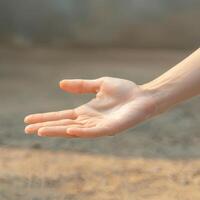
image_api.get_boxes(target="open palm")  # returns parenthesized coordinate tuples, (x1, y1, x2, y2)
(25, 77, 156, 138)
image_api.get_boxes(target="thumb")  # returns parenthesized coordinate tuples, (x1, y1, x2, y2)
(59, 78, 102, 94)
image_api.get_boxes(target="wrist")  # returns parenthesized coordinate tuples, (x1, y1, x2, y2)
(140, 81, 176, 115)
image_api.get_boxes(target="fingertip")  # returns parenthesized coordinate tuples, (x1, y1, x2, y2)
(59, 80, 67, 88)
(24, 116, 30, 123)
(37, 133, 43, 137)
(37, 127, 45, 137)
(25, 125, 36, 134)
(24, 126, 31, 134)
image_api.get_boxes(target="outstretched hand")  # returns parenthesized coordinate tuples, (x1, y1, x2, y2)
(24, 77, 156, 138)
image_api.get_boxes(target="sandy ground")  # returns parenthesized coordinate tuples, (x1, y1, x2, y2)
(0, 47, 200, 200)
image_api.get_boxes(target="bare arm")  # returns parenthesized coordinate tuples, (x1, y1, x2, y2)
(24, 48, 200, 138)
(142, 48, 200, 114)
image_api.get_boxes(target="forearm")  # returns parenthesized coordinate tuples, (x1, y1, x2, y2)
(142, 48, 200, 114)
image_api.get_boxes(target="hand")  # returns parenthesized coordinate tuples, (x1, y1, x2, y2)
(24, 77, 156, 138)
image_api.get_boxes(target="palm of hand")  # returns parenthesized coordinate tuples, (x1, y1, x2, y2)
(25, 77, 155, 138)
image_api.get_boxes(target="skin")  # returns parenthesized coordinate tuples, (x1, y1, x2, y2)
(24, 48, 200, 138)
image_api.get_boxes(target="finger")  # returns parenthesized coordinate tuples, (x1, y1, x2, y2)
(38, 125, 83, 137)
(24, 109, 77, 124)
(59, 79, 102, 94)
(25, 119, 82, 134)
(67, 126, 112, 138)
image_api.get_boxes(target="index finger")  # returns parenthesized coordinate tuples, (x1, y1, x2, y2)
(24, 109, 77, 124)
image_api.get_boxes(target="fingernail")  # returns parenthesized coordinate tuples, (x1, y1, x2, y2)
(24, 127, 29, 134)
(24, 117, 29, 123)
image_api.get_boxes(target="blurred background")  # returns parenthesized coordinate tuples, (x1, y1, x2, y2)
(0, 1, 200, 200)
(0, 0, 200, 49)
